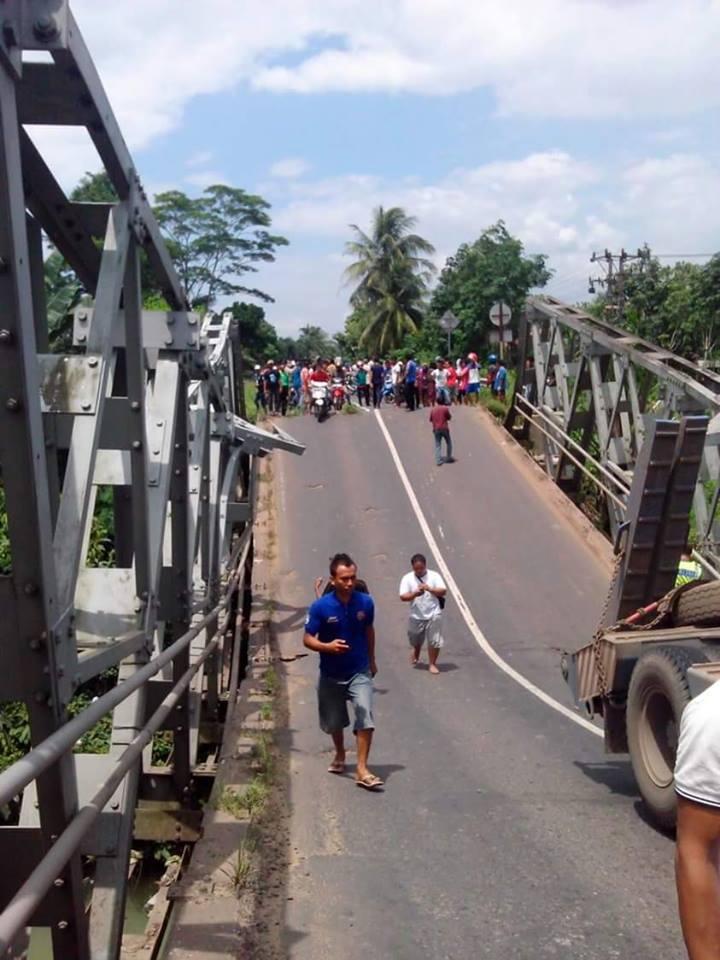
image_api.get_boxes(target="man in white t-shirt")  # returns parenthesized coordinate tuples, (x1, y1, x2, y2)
(674, 680, 720, 959)
(399, 553, 447, 674)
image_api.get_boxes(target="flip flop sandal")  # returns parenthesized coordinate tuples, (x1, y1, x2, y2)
(327, 761, 345, 775)
(356, 774, 384, 791)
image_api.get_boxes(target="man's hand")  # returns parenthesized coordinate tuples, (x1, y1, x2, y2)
(370, 658, 378, 677)
(325, 639, 350, 654)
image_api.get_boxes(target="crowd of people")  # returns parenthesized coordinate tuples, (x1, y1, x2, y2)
(253, 353, 510, 415)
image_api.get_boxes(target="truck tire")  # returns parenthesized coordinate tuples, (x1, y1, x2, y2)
(627, 646, 707, 830)
(674, 579, 720, 627)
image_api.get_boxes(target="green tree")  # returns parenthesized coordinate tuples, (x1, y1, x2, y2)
(600, 254, 719, 361)
(229, 302, 280, 366)
(153, 185, 288, 309)
(72, 170, 118, 205)
(294, 324, 336, 360)
(344, 206, 435, 354)
(430, 220, 552, 355)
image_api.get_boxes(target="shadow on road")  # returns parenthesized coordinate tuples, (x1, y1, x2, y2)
(572, 759, 638, 798)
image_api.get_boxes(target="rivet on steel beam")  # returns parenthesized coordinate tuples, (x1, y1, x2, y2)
(131, 400, 140, 411)
(77, 333, 86, 343)
(132, 440, 142, 450)
(175, 468, 181, 476)
(81, 401, 91, 411)
(156, 420, 163, 427)
(111, 801, 120, 811)
(23, 581, 37, 596)
(34, 691, 46, 703)
(28, 638, 41, 651)
(164, 337, 173, 347)
(33, 15, 59, 40)
(56, 920, 69, 931)
(0, 329, 12, 344)
(53, 878, 65, 888)
(5, 397, 20, 411)
(153, 449, 160, 455)
(87, 356, 98, 368)
(77, 311, 87, 321)
(202, 475, 208, 481)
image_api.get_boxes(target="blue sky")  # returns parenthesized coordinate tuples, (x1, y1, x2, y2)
(36, 0, 720, 336)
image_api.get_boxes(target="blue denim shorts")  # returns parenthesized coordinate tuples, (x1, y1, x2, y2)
(317, 671, 375, 734)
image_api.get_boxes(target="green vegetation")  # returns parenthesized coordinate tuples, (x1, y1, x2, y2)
(262, 666, 278, 698)
(219, 776, 270, 819)
(430, 221, 551, 357)
(590, 251, 720, 362)
(153, 185, 288, 309)
(343, 206, 436, 354)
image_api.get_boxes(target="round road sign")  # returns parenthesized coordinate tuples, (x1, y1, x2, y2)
(439, 310, 460, 332)
(489, 301, 512, 327)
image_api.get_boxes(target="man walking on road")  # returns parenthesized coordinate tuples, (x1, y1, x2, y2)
(405, 354, 418, 411)
(399, 553, 447, 674)
(430, 396, 453, 465)
(303, 553, 383, 791)
(674, 680, 720, 959)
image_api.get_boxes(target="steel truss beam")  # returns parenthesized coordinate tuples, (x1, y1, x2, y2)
(0, 4, 303, 958)
(508, 296, 720, 573)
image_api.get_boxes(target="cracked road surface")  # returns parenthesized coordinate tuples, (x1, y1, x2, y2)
(271, 405, 684, 960)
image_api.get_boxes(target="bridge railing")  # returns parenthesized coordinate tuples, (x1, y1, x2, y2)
(0, 4, 303, 958)
(507, 296, 720, 577)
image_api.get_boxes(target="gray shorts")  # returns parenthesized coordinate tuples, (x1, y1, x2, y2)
(318, 671, 375, 734)
(408, 616, 444, 649)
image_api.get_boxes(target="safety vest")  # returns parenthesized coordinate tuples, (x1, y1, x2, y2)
(675, 560, 703, 588)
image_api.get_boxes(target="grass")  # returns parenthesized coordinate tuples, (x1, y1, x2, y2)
(260, 702, 273, 722)
(219, 776, 270, 819)
(263, 665, 278, 697)
(341, 404, 359, 415)
(226, 834, 258, 889)
(253, 733, 275, 779)
(243, 379, 257, 423)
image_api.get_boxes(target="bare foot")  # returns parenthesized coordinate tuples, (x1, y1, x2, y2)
(410, 652, 420, 666)
(429, 664, 440, 675)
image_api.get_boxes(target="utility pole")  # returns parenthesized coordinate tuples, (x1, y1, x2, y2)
(588, 247, 651, 323)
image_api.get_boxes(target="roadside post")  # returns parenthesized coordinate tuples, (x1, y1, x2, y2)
(489, 301, 513, 359)
(439, 310, 460, 355)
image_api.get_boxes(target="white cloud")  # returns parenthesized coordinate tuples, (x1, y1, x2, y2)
(184, 170, 227, 189)
(34, 0, 720, 189)
(186, 150, 215, 169)
(256, 148, 720, 334)
(269, 157, 311, 179)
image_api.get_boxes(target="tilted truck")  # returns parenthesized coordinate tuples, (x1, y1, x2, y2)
(563, 415, 720, 829)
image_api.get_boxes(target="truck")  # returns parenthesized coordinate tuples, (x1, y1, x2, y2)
(563, 414, 720, 829)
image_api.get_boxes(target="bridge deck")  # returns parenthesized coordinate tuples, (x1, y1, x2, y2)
(267, 405, 682, 959)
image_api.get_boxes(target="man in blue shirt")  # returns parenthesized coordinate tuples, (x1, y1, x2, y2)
(304, 553, 382, 790)
(405, 354, 418, 411)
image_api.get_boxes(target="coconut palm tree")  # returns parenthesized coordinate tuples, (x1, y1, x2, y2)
(344, 207, 435, 353)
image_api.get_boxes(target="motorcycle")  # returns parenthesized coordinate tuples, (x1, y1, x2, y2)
(311, 382, 330, 421)
(331, 379, 346, 412)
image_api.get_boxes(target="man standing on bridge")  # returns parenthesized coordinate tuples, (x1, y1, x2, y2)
(303, 553, 383, 791)
(399, 553, 447, 674)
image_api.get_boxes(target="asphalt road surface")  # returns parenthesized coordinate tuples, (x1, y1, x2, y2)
(271, 403, 685, 960)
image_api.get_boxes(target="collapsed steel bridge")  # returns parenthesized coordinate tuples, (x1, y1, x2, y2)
(0, 3, 302, 957)
(508, 296, 720, 574)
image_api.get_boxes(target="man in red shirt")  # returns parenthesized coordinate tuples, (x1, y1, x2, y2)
(309, 361, 329, 384)
(429, 397, 454, 465)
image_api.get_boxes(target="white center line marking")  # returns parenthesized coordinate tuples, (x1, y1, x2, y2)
(373, 409, 601, 738)
(438, 524, 445, 539)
